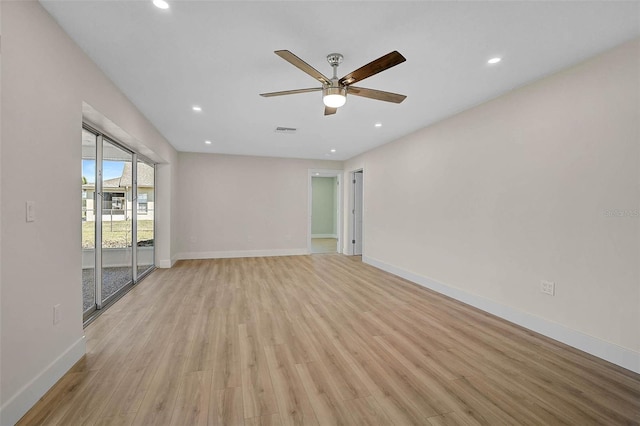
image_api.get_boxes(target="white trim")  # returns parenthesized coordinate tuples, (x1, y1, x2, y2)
(132, 153, 138, 281)
(157, 259, 174, 268)
(363, 255, 640, 374)
(0, 337, 86, 426)
(177, 248, 309, 260)
(311, 234, 338, 239)
(345, 168, 364, 255)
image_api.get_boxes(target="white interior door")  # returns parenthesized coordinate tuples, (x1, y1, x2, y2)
(353, 171, 363, 255)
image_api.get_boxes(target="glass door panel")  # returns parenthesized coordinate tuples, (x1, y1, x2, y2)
(102, 139, 133, 303)
(82, 129, 97, 316)
(82, 125, 156, 323)
(136, 160, 155, 277)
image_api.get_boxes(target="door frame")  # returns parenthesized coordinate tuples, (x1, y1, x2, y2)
(308, 169, 343, 254)
(346, 168, 364, 256)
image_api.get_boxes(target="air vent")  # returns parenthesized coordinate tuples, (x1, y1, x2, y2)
(275, 126, 297, 134)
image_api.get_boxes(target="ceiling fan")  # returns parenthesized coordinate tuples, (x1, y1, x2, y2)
(260, 50, 407, 116)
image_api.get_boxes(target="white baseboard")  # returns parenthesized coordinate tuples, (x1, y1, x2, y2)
(311, 234, 337, 239)
(156, 258, 175, 268)
(363, 255, 640, 374)
(177, 248, 309, 260)
(0, 337, 85, 426)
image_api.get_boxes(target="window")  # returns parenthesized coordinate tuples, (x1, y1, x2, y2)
(102, 192, 125, 214)
(138, 193, 148, 213)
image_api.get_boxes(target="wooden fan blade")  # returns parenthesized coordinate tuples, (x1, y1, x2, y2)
(348, 86, 406, 103)
(260, 87, 322, 97)
(275, 50, 332, 86)
(324, 106, 337, 116)
(339, 51, 406, 86)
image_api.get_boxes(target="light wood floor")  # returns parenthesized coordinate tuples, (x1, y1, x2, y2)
(19, 255, 640, 425)
(310, 238, 337, 254)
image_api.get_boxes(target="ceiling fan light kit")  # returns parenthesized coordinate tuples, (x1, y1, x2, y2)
(260, 50, 406, 116)
(323, 87, 347, 108)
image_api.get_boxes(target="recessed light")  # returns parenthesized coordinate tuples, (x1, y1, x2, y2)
(330, 149, 336, 153)
(488, 57, 502, 64)
(153, 0, 169, 9)
(374, 123, 382, 127)
(204, 140, 212, 145)
(314, 173, 320, 176)
(192, 106, 202, 112)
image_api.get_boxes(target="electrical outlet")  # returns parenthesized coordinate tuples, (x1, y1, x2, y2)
(53, 304, 61, 324)
(541, 280, 555, 296)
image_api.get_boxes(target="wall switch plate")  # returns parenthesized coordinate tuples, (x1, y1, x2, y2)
(541, 280, 555, 296)
(53, 304, 61, 324)
(26, 201, 36, 222)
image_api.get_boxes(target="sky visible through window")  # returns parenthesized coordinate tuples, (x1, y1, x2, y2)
(82, 160, 125, 184)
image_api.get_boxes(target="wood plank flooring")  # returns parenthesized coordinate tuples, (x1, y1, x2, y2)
(18, 255, 640, 425)
(310, 239, 337, 254)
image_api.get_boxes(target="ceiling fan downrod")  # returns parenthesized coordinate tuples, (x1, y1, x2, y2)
(326, 53, 343, 80)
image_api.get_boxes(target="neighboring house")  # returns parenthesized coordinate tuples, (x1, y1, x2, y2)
(82, 161, 154, 222)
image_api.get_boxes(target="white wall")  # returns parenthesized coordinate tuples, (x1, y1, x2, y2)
(311, 177, 337, 236)
(176, 153, 341, 259)
(345, 39, 640, 372)
(0, 2, 178, 424)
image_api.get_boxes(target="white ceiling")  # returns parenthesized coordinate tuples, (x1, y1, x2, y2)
(41, 1, 639, 161)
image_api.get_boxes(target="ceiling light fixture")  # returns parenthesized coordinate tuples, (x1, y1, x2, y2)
(323, 87, 347, 108)
(192, 106, 202, 112)
(314, 173, 320, 176)
(153, 0, 169, 9)
(204, 140, 212, 145)
(330, 149, 336, 153)
(374, 123, 382, 127)
(488, 57, 502, 64)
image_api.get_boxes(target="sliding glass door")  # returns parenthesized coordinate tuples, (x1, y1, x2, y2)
(82, 129, 97, 314)
(102, 139, 134, 304)
(82, 125, 156, 321)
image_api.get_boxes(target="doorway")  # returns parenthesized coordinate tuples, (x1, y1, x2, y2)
(82, 125, 155, 323)
(308, 169, 342, 254)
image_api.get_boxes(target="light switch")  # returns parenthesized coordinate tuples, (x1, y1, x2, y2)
(53, 304, 61, 325)
(26, 201, 36, 222)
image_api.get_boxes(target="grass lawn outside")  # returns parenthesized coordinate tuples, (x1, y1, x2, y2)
(82, 220, 153, 249)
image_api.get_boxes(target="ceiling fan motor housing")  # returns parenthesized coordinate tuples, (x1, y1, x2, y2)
(323, 85, 347, 97)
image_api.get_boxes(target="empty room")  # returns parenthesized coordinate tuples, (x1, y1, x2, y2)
(1, 1, 639, 425)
